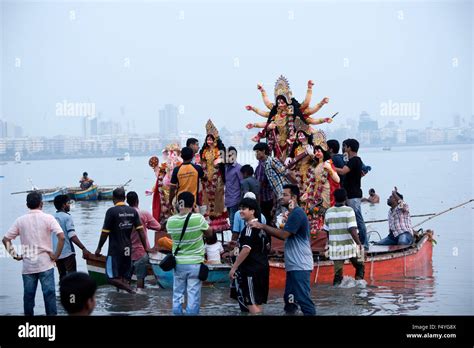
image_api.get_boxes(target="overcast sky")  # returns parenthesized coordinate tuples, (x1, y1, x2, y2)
(1, 0, 472, 137)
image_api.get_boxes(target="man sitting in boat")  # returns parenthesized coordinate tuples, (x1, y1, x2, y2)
(79, 172, 94, 190)
(375, 187, 414, 246)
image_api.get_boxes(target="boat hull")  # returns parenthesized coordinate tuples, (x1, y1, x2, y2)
(86, 233, 434, 289)
(40, 188, 67, 202)
(85, 254, 155, 286)
(69, 185, 99, 201)
(98, 189, 114, 200)
(150, 262, 231, 289)
(85, 252, 231, 289)
(269, 233, 434, 288)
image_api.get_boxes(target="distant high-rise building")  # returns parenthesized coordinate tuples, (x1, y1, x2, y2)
(159, 104, 178, 138)
(453, 114, 461, 128)
(358, 111, 378, 132)
(14, 125, 23, 138)
(0, 120, 6, 138)
(82, 117, 91, 138)
(90, 117, 98, 136)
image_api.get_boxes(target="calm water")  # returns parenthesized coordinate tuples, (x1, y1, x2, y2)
(0, 144, 473, 315)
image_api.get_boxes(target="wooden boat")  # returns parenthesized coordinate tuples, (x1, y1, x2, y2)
(85, 231, 434, 289)
(85, 252, 231, 289)
(148, 252, 231, 288)
(67, 185, 99, 201)
(268, 230, 434, 288)
(38, 187, 68, 202)
(98, 188, 114, 200)
(85, 254, 155, 286)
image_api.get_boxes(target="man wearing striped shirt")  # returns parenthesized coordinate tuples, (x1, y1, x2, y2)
(322, 188, 364, 286)
(375, 188, 414, 246)
(166, 191, 214, 315)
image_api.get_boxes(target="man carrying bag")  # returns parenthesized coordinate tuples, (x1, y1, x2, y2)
(165, 192, 214, 315)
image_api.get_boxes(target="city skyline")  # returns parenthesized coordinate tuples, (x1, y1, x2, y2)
(1, 111, 472, 161)
(1, 1, 472, 138)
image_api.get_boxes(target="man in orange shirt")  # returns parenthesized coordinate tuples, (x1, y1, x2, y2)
(169, 147, 204, 213)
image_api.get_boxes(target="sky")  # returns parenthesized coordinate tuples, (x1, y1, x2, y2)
(1, 0, 472, 137)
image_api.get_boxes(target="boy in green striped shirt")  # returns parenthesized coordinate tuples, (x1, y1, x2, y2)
(166, 191, 213, 315)
(322, 188, 365, 285)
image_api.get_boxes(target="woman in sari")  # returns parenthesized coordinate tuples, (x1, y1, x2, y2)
(302, 133, 340, 248)
(199, 120, 230, 232)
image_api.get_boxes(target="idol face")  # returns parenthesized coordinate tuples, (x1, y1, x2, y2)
(297, 131, 306, 143)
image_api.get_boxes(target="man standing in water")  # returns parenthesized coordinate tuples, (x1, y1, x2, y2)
(95, 188, 148, 293)
(334, 139, 368, 249)
(2, 192, 65, 315)
(249, 184, 316, 316)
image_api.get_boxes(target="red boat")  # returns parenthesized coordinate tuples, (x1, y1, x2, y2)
(268, 230, 434, 288)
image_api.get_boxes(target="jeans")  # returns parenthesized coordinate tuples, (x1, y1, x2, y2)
(346, 198, 368, 248)
(284, 270, 316, 316)
(22, 268, 57, 316)
(173, 264, 202, 315)
(227, 205, 240, 231)
(376, 231, 413, 246)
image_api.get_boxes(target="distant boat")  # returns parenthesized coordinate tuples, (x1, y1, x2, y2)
(382, 146, 392, 151)
(117, 153, 130, 161)
(67, 185, 99, 201)
(98, 187, 114, 200)
(38, 187, 68, 202)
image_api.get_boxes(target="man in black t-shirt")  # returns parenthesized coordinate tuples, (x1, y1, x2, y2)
(95, 188, 147, 293)
(229, 198, 270, 314)
(335, 139, 368, 249)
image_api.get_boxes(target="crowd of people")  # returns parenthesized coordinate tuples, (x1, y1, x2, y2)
(2, 76, 417, 316)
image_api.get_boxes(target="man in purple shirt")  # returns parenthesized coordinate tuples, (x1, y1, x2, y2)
(225, 146, 243, 231)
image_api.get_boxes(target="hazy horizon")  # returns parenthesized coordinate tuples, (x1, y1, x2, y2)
(1, 0, 472, 137)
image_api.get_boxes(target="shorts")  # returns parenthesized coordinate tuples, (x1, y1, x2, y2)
(132, 254, 149, 280)
(106, 255, 132, 280)
(230, 269, 269, 310)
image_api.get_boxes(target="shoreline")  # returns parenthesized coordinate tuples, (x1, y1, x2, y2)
(1, 142, 472, 163)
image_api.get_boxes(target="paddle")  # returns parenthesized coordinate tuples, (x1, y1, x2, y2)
(11, 190, 35, 195)
(364, 199, 473, 226)
(365, 213, 436, 224)
(99, 179, 132, 189)
(413, 199, 473, 228)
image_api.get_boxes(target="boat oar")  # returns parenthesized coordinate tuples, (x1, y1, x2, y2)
(365, 213, 436, 224)
(11, 190, 35, 195)
(100, 179, 132, 189)
(364, 199, 473, 226)
(413, 199, 473, 228)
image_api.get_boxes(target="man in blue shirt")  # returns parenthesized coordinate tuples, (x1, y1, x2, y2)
(232, 192, 267, 236)
(53, 195, 91, 281)
(225, 146, 243, 231)
(249, 184, 316, 316)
